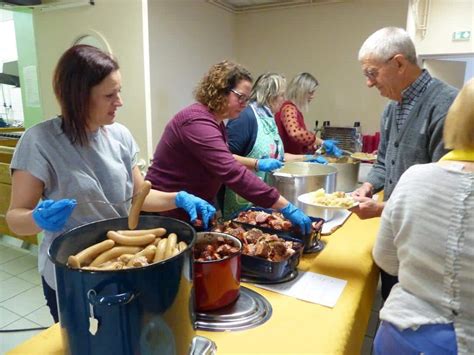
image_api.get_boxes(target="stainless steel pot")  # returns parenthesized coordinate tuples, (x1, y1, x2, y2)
(269, 162, 337, 220)
(325, 156, 360, 192)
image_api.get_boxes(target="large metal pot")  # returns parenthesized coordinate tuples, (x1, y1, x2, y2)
(269, 162, 338, 220)
(49, 216, 196, 355)
(325, 156, 360, 192)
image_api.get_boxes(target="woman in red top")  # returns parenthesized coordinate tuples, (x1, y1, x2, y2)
(276, 73, 340, 157)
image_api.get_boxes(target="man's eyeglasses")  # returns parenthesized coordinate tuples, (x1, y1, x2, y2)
(231, 89, 250, 104)
(363, 55, 396, 81)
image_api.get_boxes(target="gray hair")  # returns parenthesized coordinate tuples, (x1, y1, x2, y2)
(358, 27, 417, 65)
(250, 73, 286, 106)
(286, 72, 318, 111)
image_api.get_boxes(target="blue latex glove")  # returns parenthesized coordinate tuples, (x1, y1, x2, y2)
(280, 202, 312, 235)
(304, 155, 328, 165)
(257, 158, 283, 172)
(323, 139, 342, 158)
(175, 191, 216, 229)
(32, 199, 77, 232)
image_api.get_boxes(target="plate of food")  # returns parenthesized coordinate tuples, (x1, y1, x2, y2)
(350, 152, 377, 162)
(298, 188, 359, 210)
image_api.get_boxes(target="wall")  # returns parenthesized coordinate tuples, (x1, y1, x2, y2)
(13, 9, 43, 128)
(147, 0, 235, 151)
(410, 0, 473, 56)
(32, 0, 148, 158)
(234, 0, 409, 134)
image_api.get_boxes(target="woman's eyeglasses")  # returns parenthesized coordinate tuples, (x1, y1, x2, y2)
(231, 89, 250, 104)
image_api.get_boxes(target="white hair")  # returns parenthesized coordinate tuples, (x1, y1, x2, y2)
(358, 27, 417, 64)
(286, 72, 318, 112)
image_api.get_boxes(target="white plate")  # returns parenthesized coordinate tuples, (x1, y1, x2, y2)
(298, 192, 359, 210)
(350, 153, 377, 162)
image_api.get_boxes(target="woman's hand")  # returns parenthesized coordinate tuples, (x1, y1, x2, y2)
(32, 199, 77, 232)
(322, 139, 342, 157)
(280, 202, 312, 235)
(257, 158, 283, 172)
(304, 155, 328, 165)
(175, 191, 216, 229)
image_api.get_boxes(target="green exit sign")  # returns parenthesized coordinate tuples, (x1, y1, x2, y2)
(452, 31, 471, 41)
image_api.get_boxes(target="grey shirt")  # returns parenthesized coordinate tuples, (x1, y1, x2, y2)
(367, 77, 458, 200)
(10, 117, 139, 288)
(373, 163, 474, 354)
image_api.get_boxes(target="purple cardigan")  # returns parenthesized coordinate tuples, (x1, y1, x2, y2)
(145, 103, 280, 221)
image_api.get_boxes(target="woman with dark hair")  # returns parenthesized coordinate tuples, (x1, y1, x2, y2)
(6, 45, 215, 322)
(146, 60, 312, 233)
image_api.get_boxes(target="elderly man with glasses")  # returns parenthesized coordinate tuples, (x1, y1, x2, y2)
(351, 27, 458, 300)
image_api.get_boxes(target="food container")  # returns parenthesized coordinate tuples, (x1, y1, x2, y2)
(240, 233, 304, 281)
(325, 156, 360, 192)
(231, 207, 324, 252)
(193, 232, 242, 312)
(269, 162, 337, 221)
(49, 216, 196, 355)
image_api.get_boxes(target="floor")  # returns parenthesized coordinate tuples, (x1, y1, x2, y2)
(0, 234, 382, 355)
(0, 236, 54, 355)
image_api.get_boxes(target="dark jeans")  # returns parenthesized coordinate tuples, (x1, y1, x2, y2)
(41, 277, 59, 323)
(381, 269, 399, 301)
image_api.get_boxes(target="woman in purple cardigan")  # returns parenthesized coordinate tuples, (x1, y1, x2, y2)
(146, 60, 312, 234)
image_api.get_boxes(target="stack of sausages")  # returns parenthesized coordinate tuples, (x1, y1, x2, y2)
(67, 227, 187, 271)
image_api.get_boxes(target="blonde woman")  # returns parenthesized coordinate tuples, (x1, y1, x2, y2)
(275, 72, 340, 156)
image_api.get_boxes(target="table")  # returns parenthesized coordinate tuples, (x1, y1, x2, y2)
(8, 214, 380, 355)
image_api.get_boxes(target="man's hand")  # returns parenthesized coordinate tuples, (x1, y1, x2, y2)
(352, 182, 374, 198)
(350, 196, 384, 220)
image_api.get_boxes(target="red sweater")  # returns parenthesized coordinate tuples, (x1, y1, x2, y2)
(275, 101, 316, 154)
(145, 103, 280, 221)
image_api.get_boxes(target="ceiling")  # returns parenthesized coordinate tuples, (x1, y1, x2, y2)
(207, 0, 349, 13)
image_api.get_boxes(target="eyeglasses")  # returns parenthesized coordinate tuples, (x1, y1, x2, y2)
(363, 55, 396, 81)
(230, 89, 250, 104)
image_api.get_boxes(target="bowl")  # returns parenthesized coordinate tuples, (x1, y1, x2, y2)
(193, 232, 242, 312)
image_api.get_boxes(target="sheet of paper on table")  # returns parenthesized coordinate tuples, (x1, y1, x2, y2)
(255, 271, 347, 308)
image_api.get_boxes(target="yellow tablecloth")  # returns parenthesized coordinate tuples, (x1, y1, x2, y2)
(8, 214, 380, 355)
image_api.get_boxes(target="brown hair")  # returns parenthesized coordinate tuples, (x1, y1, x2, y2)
(53, 45, 119, 146)
(444, 78, 474, 150)
(194, 60, 252, 115)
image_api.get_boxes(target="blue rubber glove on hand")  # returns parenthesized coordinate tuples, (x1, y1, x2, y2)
(323, 139, 342, 158)
(280, 202, 312, 235)
(257, 158, 283, 172)
(32, 199, 77, 232)
(175, 191, 216, 229)
(304, 155, 328, 165)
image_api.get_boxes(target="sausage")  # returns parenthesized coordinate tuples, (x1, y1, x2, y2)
(116, 228, 167, 237)
(128, 180, 152, 230)
(164, 233, 177, 259)
(127, 255, 149, 268)
(106, 231, 155, 246)
(118, 254, 135, 264)
(67, 255, 81, 269)
(135, 244, 157, 263)
(177, 241, 188, 252)
(90, 246, 142, 267)
(97, 261, 125, 271)
(154, 238, 167, 262)
(153, 237, 162, 246)
(73, 239, 116, 266)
